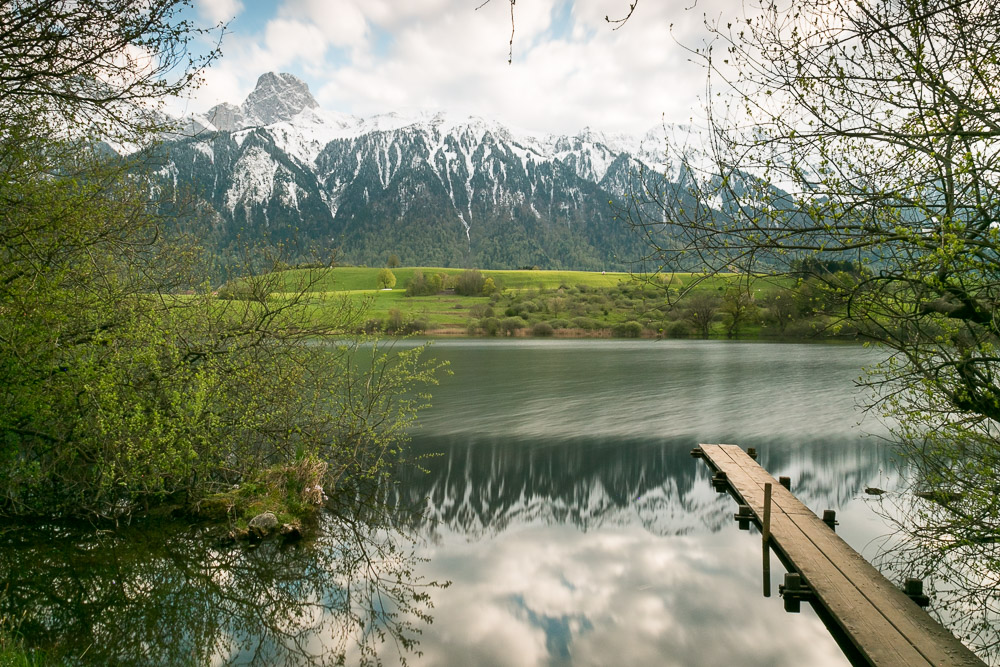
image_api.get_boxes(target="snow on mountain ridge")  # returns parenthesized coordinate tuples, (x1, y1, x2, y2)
(180, 72, 692, 188)
(151, 72, 724, 269)
(224, 144, 278, 213)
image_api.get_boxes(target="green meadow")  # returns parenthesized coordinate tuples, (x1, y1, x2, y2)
(244, 265, 850, 339)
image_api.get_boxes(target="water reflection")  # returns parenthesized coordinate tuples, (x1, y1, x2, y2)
(0, 340, 910, 666)
(0, 503, 444, 666)
(384, 340, 898, 666)
(394, 435, 891, 541)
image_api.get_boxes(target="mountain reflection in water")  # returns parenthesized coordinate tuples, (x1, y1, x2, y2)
(379, 340, 898, 666)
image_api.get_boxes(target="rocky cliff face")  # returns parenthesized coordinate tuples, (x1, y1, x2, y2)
(240, 72, 319, 126)
(148, 72, 698, 270)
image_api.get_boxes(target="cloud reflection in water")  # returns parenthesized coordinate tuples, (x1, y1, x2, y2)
(388, 340, 893, 666)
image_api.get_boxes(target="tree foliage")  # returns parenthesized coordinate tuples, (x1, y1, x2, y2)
(0, 0, 219, 143)
(405, 269, 445, 296)
(0, 0, 439, 520)
(622, 0, 1000, 654)
(377, 267, 397, 289)
(453, 269, 487, 296)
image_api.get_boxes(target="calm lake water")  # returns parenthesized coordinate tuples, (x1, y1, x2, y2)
(385, 339, 899, 667)
(1, 339, 916, 666)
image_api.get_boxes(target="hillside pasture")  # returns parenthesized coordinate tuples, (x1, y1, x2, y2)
(228, 266, 836, 339)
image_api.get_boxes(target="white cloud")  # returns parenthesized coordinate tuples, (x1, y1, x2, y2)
(279, 0, 370, 49)
(192, 66, 245, 109)
(195, 0, 243, 25)
(263, 18, 329, 66)
(185, 0, 731, 135)
(400, 524, 853, 667)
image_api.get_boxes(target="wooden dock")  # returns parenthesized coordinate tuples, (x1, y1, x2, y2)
(695, 443, 984, 667)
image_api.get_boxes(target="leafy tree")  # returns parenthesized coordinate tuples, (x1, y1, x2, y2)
(377, 268, 397, 289)
(761, 291, 796, 335)
(682, 292, 720, 338)
(621, 0, 1000, 653)
(0, 0, 219, 144)
(720, 286, 757, 339)
(453, 269, 487, 296)
(386, 253, 400, 268)
(0, 1, 438, 520)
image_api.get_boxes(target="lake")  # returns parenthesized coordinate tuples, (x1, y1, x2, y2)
(384, 339, 899, 666)
(0, 339, 920, 666)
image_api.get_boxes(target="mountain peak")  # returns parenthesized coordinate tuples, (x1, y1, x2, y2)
(242, 72, 318, 126)
(206, 102, 244, 132)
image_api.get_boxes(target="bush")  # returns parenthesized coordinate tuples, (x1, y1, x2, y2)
(385, 309, 404, 333)
(499, 317, 526, 336)
(480, 317, 500, 336)
(613, 320, 644, 338)
(402, 319, 427, 334)
(453, 269, 487, 296)
(405, 270, 444, 296)
(469, 304, 494, 318)
(548, 318, 570, 330)
(571, 317, 599, 330)
(216, 281, 253, 301)
(531, 322, 554, 337)
(666, 320, 694, 338)
(784, 317, 828, 339)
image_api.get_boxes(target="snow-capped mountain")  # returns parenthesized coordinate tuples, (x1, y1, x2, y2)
(147, 72, 702, 270)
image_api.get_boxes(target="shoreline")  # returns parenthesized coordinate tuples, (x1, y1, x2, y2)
(417, 326, 865, 343)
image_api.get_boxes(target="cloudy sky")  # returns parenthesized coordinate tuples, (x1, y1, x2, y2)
(180, 0, 722, 136)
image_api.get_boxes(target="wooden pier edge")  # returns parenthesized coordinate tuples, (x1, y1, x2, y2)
(696, 443, 985, 667)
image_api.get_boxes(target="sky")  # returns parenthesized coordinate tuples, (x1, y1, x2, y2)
(178, 0, 723, 136)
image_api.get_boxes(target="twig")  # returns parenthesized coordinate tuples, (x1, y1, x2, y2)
(606, 1, 639, 30)
(475, 0, 517, 64)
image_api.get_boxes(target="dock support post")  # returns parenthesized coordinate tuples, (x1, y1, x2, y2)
(762, 483, 772, 543)
(711, 470, 729, 492)
(822, 509, 839, 531)
(779, 475, 791, 490)
(779, 572, 813, 613)
(762, 482, 772, 597)
(904, 578, 931, 607)
(734, 504, 753, 530)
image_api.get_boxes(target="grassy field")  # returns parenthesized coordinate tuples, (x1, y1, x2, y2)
(271, 266, 655, 332)
(275, 266, 641, 293)
(235, 265, 830, 339)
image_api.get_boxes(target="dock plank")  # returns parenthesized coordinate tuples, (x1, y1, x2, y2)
(699, 443, 984, 667)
